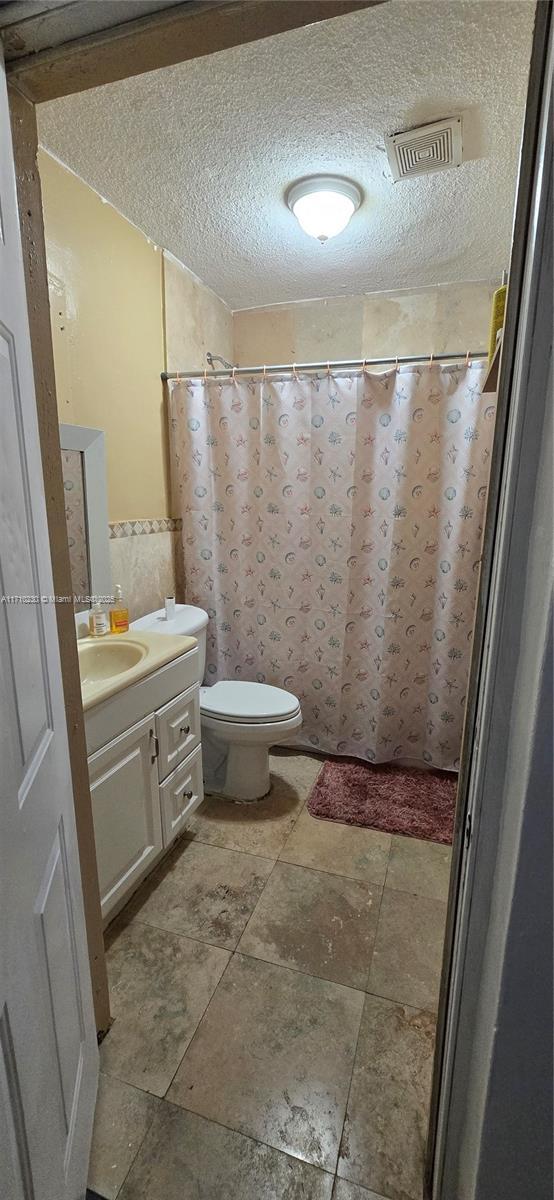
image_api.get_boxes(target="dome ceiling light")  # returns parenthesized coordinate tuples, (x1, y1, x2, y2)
(286, 175, 363, 243)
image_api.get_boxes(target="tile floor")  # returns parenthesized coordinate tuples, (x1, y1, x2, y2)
(91, 750, 451, 1200)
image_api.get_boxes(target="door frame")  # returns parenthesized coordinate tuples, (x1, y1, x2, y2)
(4, 0, 550, 1190)
(426, 2, 553, 1194)
(6, 0, 376, 1041)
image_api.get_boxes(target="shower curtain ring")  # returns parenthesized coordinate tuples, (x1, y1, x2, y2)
(326, 361, 331, 378)
(232, 365, 237, 384)
(292, 362, 299, 381)
(465, 349, 471, 367)
(395, 356, 399, 374)
(203, 366, 208, 384)
(428, 352, 434, 370)
(263, 364, 267, 381)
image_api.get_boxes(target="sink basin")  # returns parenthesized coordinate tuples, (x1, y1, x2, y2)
(77, 630, 198, 710)
(78, 638, 146, 684)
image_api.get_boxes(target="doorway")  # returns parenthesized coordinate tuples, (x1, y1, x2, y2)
(3, 4, 549, 1195)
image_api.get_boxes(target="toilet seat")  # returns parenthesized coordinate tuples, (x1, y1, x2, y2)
(200, 680, 300, 725)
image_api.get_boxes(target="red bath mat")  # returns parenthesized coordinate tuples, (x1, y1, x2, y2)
(307, 760, 457, 845)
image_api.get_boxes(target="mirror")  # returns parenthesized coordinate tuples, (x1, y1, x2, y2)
(59, 424, 111, 613)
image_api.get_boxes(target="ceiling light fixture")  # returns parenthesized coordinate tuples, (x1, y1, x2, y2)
(286, 175, 362, 243)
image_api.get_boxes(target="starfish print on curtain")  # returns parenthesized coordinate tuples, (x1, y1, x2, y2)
(168, 362, 494, 771)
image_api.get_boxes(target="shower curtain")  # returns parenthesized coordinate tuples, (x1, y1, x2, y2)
(168, 362, 494, 770)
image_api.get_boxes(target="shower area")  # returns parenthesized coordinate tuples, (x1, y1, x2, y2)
(167, 354, 494, 781)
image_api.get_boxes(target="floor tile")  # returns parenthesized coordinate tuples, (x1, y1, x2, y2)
(119, 1102, 334, 1199)
(367, 890, 446, 1012)
(338, 994, 435, 1200)
(280, 808, 391, 885)
(386, 837, 452, 902)
(185, 754, 310, 859)
(127, 839, 273, 949)
(167, 953, 364, 1172)
(100, 921, 230, 1095)
(88, 1073, 159, 1200)
(272, 748, 324, 788)
(333, 1179, 390, 1200)
(238, 861, 381, 989)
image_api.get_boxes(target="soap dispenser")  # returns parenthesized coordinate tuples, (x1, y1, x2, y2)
(110, 584, 130, 634)
(89, 600, 109, 637)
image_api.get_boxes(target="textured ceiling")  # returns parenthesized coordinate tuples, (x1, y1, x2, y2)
(38, 0, 534, 309)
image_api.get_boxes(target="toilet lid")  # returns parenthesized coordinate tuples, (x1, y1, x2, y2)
(200, 681, 300, 723)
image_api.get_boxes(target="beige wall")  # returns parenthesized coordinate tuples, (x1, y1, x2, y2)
(40, 150, 167, 521)
(40, 152, 235, 618)
(163, 251, 233, 373)
(233, 281, 497, 366)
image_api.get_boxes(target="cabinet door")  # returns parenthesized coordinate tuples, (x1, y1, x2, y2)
(159, 744, 204, 845)
(88, 715, 162, 921)
(156, 683, 201, 781)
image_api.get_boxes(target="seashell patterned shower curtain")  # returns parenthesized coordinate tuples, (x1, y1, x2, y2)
(168, 363, 495, 771)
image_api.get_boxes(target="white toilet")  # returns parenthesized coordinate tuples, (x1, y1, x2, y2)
(131, 605, 302, 801)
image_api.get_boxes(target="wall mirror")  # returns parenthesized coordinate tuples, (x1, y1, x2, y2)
(59, 424, 111, 613)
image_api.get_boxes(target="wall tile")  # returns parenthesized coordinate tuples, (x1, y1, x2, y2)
(109, 529, 177, 621)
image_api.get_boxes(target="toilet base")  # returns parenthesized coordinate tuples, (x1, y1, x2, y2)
(226, 744, 271, 801)
(202, 731, 271, 801)
(200, 700, 303, 803)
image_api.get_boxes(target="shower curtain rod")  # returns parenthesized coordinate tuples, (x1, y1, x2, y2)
(161, 350, 487, 382)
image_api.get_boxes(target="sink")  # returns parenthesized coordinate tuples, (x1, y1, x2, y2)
(77, 630, 198, 711)
(78, 638, 146, 684)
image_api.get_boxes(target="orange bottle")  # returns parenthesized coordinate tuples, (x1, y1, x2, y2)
(109, 583, 129, 634)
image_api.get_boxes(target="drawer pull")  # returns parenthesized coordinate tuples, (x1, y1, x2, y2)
(183, 789, 194, 801)
(179, 724, 191, 736)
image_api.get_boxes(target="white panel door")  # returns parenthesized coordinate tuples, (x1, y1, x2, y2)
(0, 47, 98, 1200)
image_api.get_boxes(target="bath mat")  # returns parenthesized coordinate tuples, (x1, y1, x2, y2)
(307, 760, 457, 845)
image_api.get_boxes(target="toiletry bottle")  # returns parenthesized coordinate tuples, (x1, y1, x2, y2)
(165, 595, 176, 621)
(89, 600, 109, 637)
(110, 584, 129, 634)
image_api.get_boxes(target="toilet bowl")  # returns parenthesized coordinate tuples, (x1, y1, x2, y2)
(131, 605, 302, 801)
(200, 680, 302, 800)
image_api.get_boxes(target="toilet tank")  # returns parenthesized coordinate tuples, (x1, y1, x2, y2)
(131, 604, 208, 683)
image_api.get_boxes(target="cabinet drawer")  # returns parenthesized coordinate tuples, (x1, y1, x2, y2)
(159, 744, 204, 844)
(88, 714, 162, 921)
(155, 684, 200, 780)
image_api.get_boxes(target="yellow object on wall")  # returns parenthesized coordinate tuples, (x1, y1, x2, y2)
(39, 150, 167, 521)
(487, 283, 507, 363)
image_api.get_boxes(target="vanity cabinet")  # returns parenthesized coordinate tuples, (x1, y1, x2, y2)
(88, 715, 163, 920)
(85, 654, 204, 923)
(159, 743, 203, 844)
(156, 683, 200, 779)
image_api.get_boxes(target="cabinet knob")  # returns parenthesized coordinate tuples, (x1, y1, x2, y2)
(179, 724, 190, 736)
(183, 789, 194, 801)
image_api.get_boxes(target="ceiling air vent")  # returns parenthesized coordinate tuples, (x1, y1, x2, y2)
(385, 116, 463, 182)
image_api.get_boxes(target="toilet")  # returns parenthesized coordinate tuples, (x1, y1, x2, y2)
(131, 605, 302, 801)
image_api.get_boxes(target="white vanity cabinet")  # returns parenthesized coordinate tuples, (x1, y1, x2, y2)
(85, 647, 204, 923)
(88, 715, 163, 920)
(156, 683, 200, 779)
(159, 743, 203, 844)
